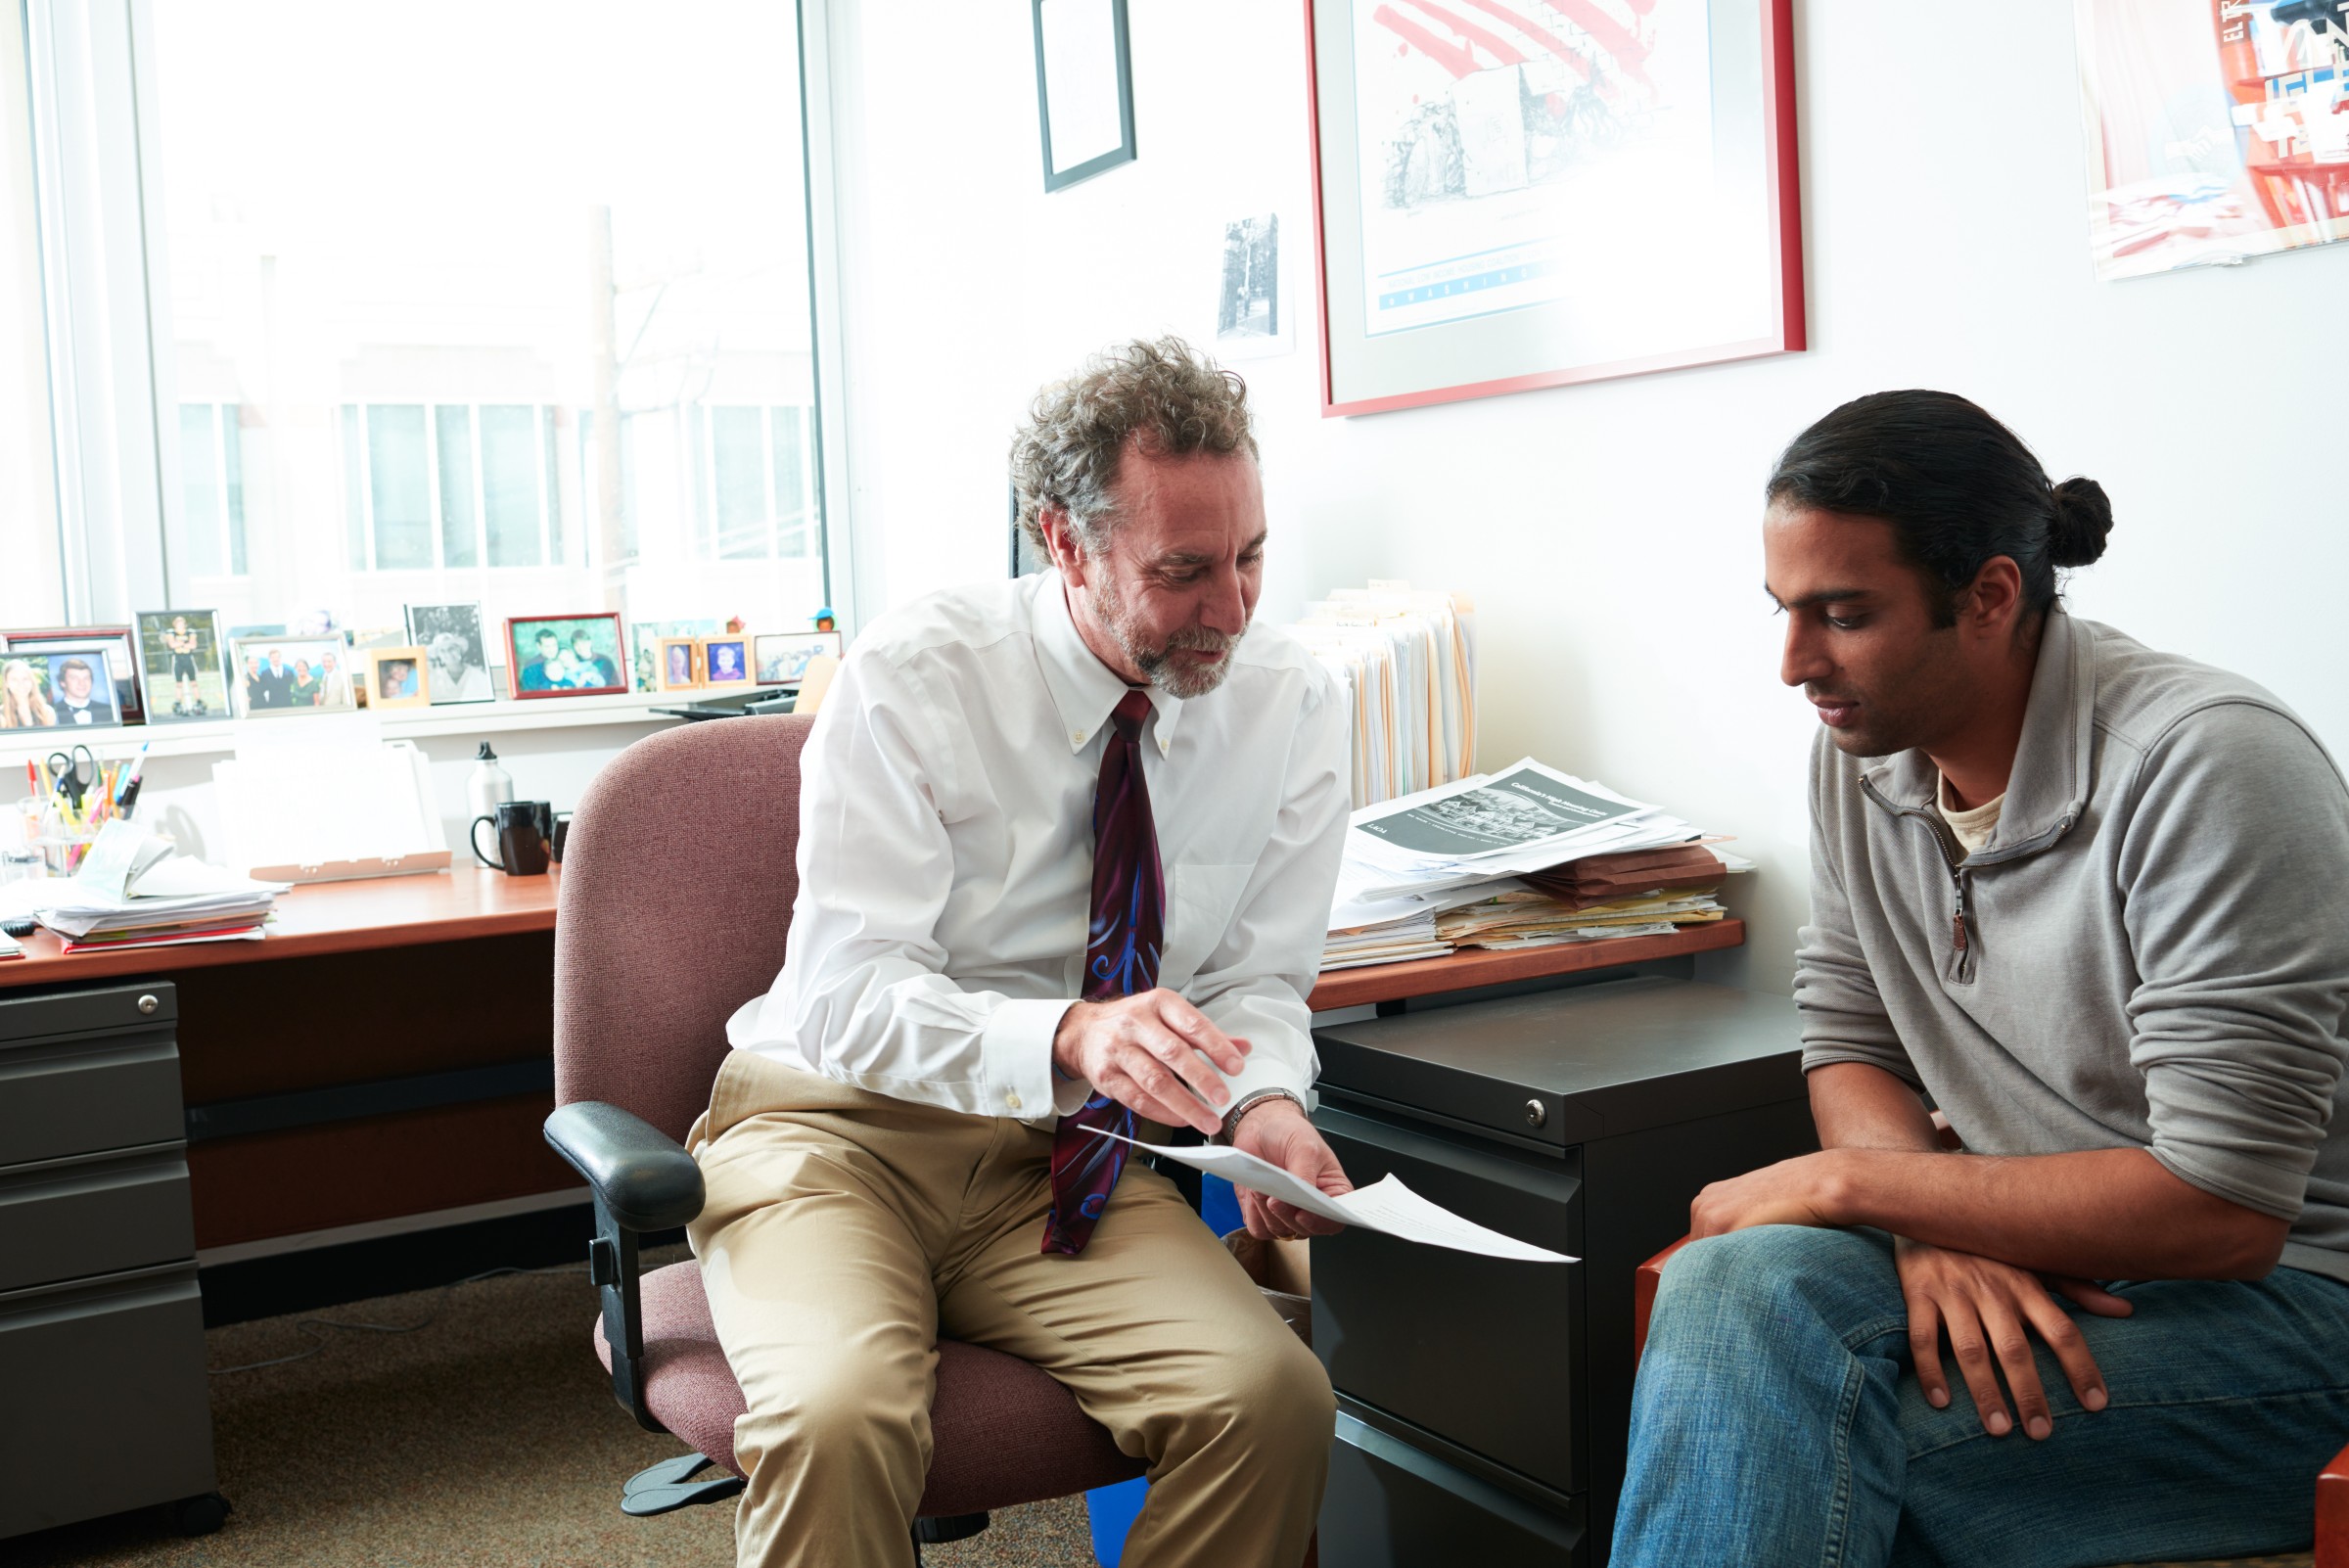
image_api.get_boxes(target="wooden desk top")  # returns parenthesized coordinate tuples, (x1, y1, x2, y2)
(0, 864, 1741, 1006)
(0, 865, 563, 986)
(1306, 918, 1744, 1012)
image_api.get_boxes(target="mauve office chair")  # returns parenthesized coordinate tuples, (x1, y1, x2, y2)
(542, 713, 1145, 1552)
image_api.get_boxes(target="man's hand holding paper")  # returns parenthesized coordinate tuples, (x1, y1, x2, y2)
(1054, 990, 1359, 1240)
(1094, 1129, 1576, 1264)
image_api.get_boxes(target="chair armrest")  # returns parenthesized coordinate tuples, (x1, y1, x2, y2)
(2318, 1437, 2349, 1568)
(1634, 1236, 1695, 1363)
(542, 1101, 704, 1433)
(544, 1100, 705, 1232)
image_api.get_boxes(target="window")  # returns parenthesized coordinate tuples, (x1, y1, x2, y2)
(175, 402, 248, 578)
(340, 403, 566, 576)
(133, 1, 829, 635)
(705, 404, 820, 562)
(0, 3, 63, 624)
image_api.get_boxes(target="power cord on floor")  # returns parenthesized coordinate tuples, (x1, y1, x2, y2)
(207, 1262, 584, 1377)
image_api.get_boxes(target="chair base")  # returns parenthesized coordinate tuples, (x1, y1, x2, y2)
(913, 1511, 990, 1545)
(620, 1452, 747, 1516)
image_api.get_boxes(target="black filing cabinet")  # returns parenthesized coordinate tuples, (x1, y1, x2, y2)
(1310, 976, 1818, 1567)
(0, 982, 218, 1540)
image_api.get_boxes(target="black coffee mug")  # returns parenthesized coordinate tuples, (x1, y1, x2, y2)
(549, 810, 574, 863)
(472, 800, 551, 876)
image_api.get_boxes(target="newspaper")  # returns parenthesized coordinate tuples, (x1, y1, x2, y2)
(1352, 759, 1648, 861)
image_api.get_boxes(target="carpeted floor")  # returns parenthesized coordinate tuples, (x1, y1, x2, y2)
(10, 1252, 1098, 1568)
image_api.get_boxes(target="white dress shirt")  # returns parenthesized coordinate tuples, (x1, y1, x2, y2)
(726, 568, 1351, 1127)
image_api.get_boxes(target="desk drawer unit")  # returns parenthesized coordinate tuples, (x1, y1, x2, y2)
(1311, 977, 1811, 1568)
(0, 1142, 198, 1293)
(0, 981, 216, 1541)
(0, 987, 183, 1167)
(1313, 1106, 1585, 1496)
(0, 1264, 214, 1539)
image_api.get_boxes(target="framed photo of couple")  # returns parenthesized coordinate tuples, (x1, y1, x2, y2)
(0, 626, 145, 730)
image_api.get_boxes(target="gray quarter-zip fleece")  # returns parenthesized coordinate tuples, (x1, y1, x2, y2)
(1796, 610, 2349, 1282)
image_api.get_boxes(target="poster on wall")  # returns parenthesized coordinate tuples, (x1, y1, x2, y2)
(2076, 0, 2349, 281)
(1304, 0, 1802, 416)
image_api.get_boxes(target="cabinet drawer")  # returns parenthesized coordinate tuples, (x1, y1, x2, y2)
(1321, 1410, 1585, 1568)
(0, 1262, 214, 1540)
(0, 1026, 184, 1166)
(1314, 1104, 1585, 1495)
(0, 1143, 195, 1293)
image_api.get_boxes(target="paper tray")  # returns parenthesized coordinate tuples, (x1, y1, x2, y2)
(249, 852, 452, 886)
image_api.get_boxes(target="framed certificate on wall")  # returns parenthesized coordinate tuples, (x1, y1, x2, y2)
(1304, 0, 1804, 416)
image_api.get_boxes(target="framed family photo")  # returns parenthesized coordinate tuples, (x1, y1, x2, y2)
(1304, 0, 1803, 414)
(506, 613, 628, 699)
(754, 630, 845, 686)
(135, 610, 228, 722)
(404, 603, 493, 705)
(230, 635, 356, 717)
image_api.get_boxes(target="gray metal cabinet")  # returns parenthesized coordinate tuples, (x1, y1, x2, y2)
(0, 982, 218, 1541)
(1311, 976, 1819, 1567)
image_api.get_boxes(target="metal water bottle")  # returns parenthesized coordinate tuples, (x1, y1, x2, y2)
(467, 742, 514, 822)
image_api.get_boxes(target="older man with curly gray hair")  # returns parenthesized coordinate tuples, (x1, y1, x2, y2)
(699, 336, 1353, 1568)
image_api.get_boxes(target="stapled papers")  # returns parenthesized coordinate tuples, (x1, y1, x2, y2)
(1093, 1130, 1574, 1264)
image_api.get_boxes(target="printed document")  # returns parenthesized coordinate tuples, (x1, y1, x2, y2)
(1094, 1131, 1573, 1264)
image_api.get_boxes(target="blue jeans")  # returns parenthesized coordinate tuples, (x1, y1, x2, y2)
(1614, 1226, 2349, 1568)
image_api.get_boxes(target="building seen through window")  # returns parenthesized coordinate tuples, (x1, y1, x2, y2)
(150, 1, 824, 639)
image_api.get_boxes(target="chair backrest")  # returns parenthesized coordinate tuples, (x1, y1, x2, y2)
(553, 713, 816, 1143)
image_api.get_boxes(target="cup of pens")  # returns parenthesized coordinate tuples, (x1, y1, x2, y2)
(23, 743, 144, 877)
(32, 821, 102, 877)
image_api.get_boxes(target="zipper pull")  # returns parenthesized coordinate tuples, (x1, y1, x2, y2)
(1952, 908, 1968, 955)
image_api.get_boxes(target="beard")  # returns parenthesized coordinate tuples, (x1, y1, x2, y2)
(1093, 575, 1248, 700)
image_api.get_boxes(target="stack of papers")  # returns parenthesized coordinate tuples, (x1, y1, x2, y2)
(1288, 583, 1477, 809)
(0, 821, 288, 952)
(1321, 760, 1748, 972)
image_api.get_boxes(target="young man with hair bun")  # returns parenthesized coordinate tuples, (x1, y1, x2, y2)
(1617, 390, 2349, 1566)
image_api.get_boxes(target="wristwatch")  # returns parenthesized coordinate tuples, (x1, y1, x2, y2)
(1217, 1087, 1307, 1145)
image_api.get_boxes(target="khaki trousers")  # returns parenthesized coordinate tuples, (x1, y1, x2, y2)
(686, 1050, 1333, 1568)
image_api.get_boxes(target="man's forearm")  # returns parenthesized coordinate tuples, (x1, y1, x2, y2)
(1809, 1061, 1943, 1152)
(1819, 1144, 2288, 1280)
(1801, 1063, 2287, 1277)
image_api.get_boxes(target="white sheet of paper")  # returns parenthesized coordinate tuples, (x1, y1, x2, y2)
(1094, 1131, 1574, 1264)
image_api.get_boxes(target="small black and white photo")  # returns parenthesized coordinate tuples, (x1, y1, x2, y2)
(404, 603, 494, 705)
(1214, 212, 1290, 360)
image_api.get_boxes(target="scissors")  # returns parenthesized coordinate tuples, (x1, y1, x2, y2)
(46, 745, 97, 813)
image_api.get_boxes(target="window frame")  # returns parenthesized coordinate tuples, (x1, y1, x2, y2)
(23, 0, 858, 632)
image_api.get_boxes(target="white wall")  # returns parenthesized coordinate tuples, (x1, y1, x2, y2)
(819, 0, 2349, 996)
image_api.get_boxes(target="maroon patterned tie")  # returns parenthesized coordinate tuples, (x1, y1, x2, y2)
(1042, 690, 1164, 1256)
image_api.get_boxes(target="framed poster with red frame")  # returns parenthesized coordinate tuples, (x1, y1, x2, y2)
(1304, 0, 1803, 417)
